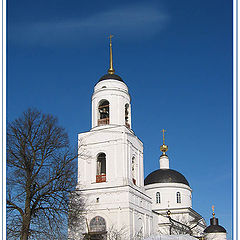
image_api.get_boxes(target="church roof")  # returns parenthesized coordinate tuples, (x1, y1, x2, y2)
(204, 217, 226, 233)
(98, 74, 124, 83)
(144, 169, 190, 186)
(204, 224, 226, 233)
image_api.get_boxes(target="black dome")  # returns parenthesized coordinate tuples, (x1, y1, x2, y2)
(204, 225, 226, 233)
(144, 169, 190, 186)
(98, 74, 124, 82)
(204, 217, 226, 233)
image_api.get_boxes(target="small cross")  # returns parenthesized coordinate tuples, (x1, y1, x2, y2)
(212, 205, 215, 218)
(161, 129, 166, 144)
(108, 34, 114, 43)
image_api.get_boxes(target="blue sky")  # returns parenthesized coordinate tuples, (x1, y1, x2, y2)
(7, 0, 233, 238)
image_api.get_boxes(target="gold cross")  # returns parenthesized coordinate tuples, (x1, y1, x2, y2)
(161, 129, 166, 144)
(108, 34, 114, 43)
(212, 205, 215, 218)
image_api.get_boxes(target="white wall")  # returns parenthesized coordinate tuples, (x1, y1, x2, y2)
(204, 232, 227, 240)
(77, 125, 144, 190)
(78, 186, 153, 239)
(145, 183, 192, 210)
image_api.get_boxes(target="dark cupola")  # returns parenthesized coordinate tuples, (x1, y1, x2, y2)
(144, 168, 190, 186)
(204, 206, 227, 239)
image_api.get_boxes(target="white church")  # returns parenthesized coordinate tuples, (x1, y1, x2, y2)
(68, 37, 227, 240)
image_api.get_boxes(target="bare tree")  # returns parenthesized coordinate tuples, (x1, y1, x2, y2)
(68, 190, 86, 240)
(106, 225, 145, 240)
(7, 108, 79, 240)
(107, 225, 128, 240)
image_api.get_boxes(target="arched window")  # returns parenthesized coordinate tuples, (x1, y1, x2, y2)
(98, 100, 109, 126)
(125, 104, 130, 128)
(90, 216, 106, 232)
(176, 192, 181, 203)
(96, 153, 106, 183)
(132, 156, 136, 185)
(156, 192, 161, 203)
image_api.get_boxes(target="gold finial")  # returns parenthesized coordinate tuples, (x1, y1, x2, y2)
(108, 34, 115, 74)
(167, 209, 171, 216)
(212, 205, 215, 218)
(160, 129, 168, 155)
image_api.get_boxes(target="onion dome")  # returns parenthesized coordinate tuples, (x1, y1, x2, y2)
(144, 168, 190, 186)
(144, 129, 190, 186)
(204, 206, 226, 233)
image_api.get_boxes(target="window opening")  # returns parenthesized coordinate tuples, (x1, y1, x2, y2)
(96, 153, 106, 183)
(89, 216, 106, 233)
(84, 216, 107, 239)
(132, 156, 136, 185)
(98, 100, 109, 126)
(176, 192, 181, 203)
(156, 192, 161, 203)
(125, 104, 130, 128)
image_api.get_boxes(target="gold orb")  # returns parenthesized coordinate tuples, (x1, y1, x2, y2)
(160, 144, 168, 153)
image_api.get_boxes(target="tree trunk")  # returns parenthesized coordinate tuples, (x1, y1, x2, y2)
(20, 177, 32, 240)
(20, 206, 31, 240)
(20, 211, 31, 240)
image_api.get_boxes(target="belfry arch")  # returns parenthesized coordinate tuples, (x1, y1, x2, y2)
(98, 100, 109, 126)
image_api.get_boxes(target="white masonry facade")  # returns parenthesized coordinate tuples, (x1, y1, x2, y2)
(68, 41, 227, 240)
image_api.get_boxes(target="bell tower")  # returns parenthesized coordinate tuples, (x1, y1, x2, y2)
(78, 35, 142, 189)
(91, 35, 131, 129)
(73, 36, 152, 240)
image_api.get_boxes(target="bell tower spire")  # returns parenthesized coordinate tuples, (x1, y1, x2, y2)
(108, 34, 115, 74)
